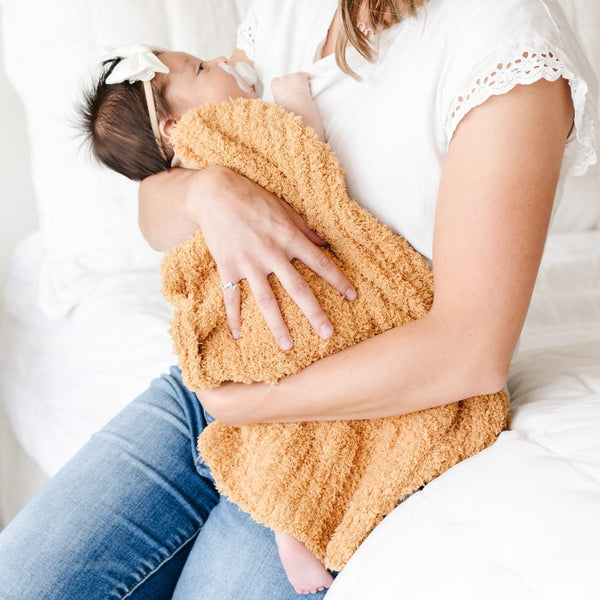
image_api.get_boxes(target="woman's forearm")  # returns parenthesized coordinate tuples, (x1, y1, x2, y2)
(138, 167, 212, 251)
(207, 307, 509, 426)
(276, 312, 507, 422)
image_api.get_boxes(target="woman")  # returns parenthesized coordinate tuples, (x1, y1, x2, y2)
(0, 0, 596, 598)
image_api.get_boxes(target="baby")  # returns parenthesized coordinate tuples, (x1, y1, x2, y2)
(79, 45, 332, 595)
(81, 44, 325, 180)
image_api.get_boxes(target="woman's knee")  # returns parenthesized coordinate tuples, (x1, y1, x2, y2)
(0, 366, 219, 600)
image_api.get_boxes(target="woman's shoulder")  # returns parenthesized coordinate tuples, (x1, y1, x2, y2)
(427, 0, 598, 179)
(428, 0, 596, 108)
(426, 0, 587, 111)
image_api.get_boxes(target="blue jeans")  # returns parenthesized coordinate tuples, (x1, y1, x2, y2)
(0, 367, 330, 599)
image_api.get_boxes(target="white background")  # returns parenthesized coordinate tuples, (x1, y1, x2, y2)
(0, 29, 37, 317)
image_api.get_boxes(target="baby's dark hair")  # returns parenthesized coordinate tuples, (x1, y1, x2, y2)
(79, 56, 172, 181)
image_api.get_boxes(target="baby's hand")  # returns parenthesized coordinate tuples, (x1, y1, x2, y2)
(270, 72, 312, 106)
(271, 72, 326, 142)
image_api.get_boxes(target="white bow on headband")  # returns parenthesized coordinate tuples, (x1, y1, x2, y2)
(103, 44, 169, 84)
(101, 44, 170, 161)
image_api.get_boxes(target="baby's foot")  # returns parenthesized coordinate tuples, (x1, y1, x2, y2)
(275, 531, 334, 595)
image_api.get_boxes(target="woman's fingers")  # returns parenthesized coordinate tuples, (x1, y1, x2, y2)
(219, 276, 242, 339)
(295, 241, 357, 301)
(221, 268, 295, 350)
(279, 198, 357, 299)
(197, 168, 357, 345)
(219, 254, 340, 346)
(276, 261, 334, 339)
(281, 200, 328, 246)
(246, 270, 294, 350)
(219, 238, 355, 346)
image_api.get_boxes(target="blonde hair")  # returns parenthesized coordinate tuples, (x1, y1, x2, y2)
(336, 0, 428, 79)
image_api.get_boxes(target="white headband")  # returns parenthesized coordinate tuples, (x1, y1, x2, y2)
(102, 45, 170, 161)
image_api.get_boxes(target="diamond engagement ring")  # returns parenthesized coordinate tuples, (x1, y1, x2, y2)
(220, 281, 239, 293)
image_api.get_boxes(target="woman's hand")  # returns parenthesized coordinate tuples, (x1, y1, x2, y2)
(198, 383, 261, 427)
(188, 166, 356, 349)
(139, 165, 356, 348)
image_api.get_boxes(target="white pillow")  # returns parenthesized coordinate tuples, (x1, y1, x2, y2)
(326, 231, 600, 599)
(0, 0, 252, 318)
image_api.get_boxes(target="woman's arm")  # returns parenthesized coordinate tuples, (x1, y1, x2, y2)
(138, 48, 356, 349)
(138, 166, 208, 251)
(200, 77, 574, 426)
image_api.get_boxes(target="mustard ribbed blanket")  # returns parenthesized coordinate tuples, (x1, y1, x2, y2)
(163, 98, 509, 570)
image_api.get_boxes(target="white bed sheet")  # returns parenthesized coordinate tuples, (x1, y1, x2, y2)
(0, 231, 176, 477)
(327, 230, 600, 599)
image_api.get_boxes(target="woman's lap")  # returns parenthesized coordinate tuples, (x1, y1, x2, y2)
(0, 366, 327, 599)
(174, 498, 328, 600)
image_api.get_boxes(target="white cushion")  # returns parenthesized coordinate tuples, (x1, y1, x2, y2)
(0, 0, 252, 318)
(327, 231, 600, 600)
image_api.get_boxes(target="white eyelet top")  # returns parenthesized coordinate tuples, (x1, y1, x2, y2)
(237, 0, 598, 260)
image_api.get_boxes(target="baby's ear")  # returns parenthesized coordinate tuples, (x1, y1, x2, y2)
(159, 117, 178, 141)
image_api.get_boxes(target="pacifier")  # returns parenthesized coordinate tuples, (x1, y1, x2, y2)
(218, 61, 258, 93)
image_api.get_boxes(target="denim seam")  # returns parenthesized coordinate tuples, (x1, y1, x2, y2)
(119, 527, 201, 600)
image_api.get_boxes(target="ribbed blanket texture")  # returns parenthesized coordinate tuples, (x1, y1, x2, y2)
(162, 98, 510, 570)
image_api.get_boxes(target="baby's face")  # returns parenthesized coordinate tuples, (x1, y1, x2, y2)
(157, 51, 257, 118)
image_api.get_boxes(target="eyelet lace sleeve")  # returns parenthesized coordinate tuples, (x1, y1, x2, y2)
(236, 2, 258, 62)
(444, 46, 598, 180)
